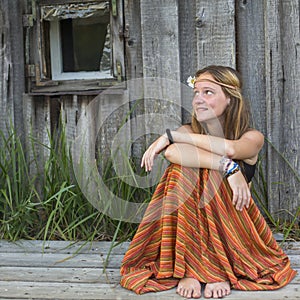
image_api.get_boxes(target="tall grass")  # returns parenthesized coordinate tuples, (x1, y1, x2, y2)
(0, 124, 156, 244)
(0, 129, 39, 240)
(251, 142, 300, 242)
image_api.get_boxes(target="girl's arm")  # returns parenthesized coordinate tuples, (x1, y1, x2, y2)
(169, 126, 264, 163)
(164, 143, 251, 211)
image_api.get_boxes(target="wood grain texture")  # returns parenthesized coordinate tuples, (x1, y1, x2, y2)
(235, 0, 267, 132)
(278, 0, 300, 215)
(195, 0, 236, 68)
(0, 240, 299, 300)
(264, 0, 300, 216)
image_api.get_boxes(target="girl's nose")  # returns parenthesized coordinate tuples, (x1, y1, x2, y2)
(193, 93, 205, 104)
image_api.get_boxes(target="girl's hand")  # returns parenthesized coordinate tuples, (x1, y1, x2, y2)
(227, 171, 251, 211)
(141, 135, 169, 172)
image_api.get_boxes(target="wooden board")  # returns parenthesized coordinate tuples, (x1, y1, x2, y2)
(264, 0, 300, 216)
(140, 0, 182, 142)
(235, 0, 266, 132)
(195, 0, 236, 68)
(0, 240, 299, 299)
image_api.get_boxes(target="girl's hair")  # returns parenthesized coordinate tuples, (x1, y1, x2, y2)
(191, 65, 252, 140)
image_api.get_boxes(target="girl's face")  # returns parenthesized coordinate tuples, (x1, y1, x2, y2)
(192, 73, 230, 124)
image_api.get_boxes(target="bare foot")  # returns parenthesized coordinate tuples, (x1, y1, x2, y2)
(204, 281, 231, 298)
(176, 278, 201, 298)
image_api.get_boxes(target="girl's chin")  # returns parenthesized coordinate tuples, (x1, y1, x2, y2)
(195, 111, 220, 123)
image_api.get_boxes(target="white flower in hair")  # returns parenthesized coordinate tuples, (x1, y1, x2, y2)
(187, 76, 196, 88)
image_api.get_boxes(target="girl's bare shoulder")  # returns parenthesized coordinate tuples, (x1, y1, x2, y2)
(177, 124, 194, 133)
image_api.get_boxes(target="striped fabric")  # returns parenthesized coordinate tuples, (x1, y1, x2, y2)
(120, 164, 297, 294)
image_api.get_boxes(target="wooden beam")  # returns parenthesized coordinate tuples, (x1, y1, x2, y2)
(194, 0, 236, 68)
(140, 0, 182, 145)
(264, 0, 300, 218)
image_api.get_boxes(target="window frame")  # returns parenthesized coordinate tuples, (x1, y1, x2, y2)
(49, 18, 114, 81)
(27, 0, 125, 94)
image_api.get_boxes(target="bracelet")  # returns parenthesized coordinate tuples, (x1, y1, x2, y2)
(225, 162, 240, 177)
(219, 156, 241, 178)
(166, 129, 174, 144)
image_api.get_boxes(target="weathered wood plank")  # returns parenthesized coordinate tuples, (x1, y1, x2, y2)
(1, 266, 299, 285)
(178, 0, 197, 124)
(0, 267, 120, 284)
(2, 0, 25, 140)
(264, 0, 300, 217)
(123, 0, 143, 80)
(123, 0, 146, 165)
(0, 253, 123, 268)
(0, 240, 299, 300)
(140, 0, 181, 81)
(2, 239, 299, 253)
(0, 282, 300, 300)
(0, 240, 129, 255)
(278, 0, 300, 216)
(23, 95, 51, 197)
(140, 0, 182, 143)
(235, 0, 266, 132)
(195, 0, 236, 68)
(0, 252, 299, 269)
(1, 240, 299, 255)
(0, 2, 12, 139)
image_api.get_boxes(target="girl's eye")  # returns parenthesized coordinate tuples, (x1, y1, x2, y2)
(204, 90, 213, 95)
(194, 91, 199, 96)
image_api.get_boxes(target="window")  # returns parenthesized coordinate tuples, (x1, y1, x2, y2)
(26, 0, 125, 93)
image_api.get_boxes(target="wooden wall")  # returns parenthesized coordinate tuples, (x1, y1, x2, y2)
(0, 0, 299, 219)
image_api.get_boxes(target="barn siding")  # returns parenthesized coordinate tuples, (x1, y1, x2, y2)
(195, 0, 236, 67)
(0, 0, 299, 219)
(140, 0, 182, 144)
(0, 0, 25, 141)
(279, 0, 300, 215)
(264, 0, 300, 217)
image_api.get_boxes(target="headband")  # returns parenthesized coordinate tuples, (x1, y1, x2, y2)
(195, 78, 237, 90)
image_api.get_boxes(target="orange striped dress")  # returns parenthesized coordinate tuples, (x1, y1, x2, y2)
(120, 164, 297, 294)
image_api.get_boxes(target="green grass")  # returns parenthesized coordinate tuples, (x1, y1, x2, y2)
(251, 142, 300, 243)
(0, 125, 154, 244)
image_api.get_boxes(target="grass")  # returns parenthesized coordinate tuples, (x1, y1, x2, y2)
(0, 125, 154, 245)
(251, 142, 300, 242)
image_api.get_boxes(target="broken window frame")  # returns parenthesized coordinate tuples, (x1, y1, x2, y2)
(25, 0, 125, 94)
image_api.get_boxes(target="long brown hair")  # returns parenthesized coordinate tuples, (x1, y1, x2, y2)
(191, 65, 251, 140)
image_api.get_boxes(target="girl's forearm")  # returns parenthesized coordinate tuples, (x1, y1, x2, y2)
(169, 130, 232, 158)
(164, 143, 222, 170)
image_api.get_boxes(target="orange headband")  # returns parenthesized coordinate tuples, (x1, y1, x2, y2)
(195, 78, 238, 90)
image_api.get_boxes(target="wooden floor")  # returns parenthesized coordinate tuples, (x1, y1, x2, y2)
(0, 240, 299, 300)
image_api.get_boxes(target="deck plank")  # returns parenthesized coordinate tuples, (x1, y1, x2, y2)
(0, 267, 120, 284)
(1, 252, 299, 269)
(0, 240, 129, 255)
(0, 240, 299, 299)
(0, 282, 300, 300)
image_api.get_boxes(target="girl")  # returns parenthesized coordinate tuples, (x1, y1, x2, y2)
(120, 65, 296, 298)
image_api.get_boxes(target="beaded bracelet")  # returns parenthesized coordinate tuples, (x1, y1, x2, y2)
(226, 161, 240, 177)
(219, 156, 241, 178)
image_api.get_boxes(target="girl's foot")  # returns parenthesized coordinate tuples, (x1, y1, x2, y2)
(176, 277, 201, 298)
(204, 281, 231, 298)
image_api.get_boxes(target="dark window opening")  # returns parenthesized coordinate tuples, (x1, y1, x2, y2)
(60, 15, 110, 73)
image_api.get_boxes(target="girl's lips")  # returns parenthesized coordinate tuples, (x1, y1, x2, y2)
(196, 107, 208, 111)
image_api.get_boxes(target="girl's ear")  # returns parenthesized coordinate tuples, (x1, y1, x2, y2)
(227, 97, 231, 105)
